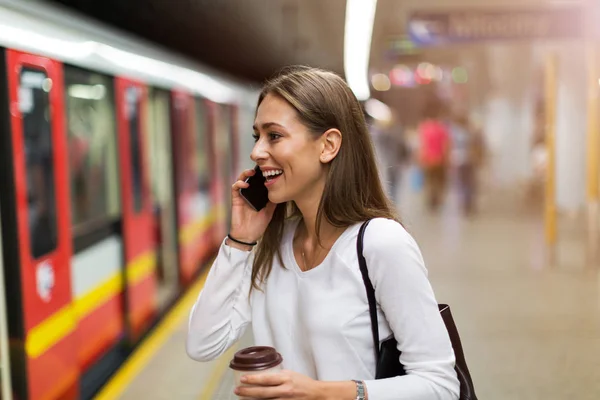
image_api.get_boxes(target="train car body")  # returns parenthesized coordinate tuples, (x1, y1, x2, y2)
(0, 0, 257, 399)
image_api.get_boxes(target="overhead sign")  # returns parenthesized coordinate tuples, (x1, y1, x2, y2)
(408, 8, 584, 46)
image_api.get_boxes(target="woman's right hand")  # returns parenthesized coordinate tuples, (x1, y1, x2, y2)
(229, 168, 277, 245)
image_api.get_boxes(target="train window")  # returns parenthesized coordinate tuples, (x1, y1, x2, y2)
(125, 86, 144, 213)
(147, 88, 172, 206)
(218, 105, 233, 181)
(171, 95, 190, 194)
(20, 67, 58, 258)
(64, 66, 120, 234)
(238, 104, 255, 171)
(194, 99, 210, 192)
(217, 105, 233, 226)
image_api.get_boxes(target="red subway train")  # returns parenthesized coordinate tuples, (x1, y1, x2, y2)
(0, 1, 256, 399)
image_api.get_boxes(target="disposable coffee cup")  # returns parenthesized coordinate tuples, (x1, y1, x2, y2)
(230, 346, 283, 398)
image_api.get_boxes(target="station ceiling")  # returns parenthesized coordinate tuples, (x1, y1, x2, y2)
(46, 0, 583, 82)
(45, 0, 588, 125)
(45, 0, 346, 83)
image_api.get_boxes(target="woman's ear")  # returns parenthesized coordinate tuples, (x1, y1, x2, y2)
(320, 129, 342, 164)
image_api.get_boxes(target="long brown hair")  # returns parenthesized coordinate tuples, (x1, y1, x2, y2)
(250, 66, 399, 292)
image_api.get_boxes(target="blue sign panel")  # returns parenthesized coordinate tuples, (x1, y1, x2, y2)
(408, 8, 584, 46)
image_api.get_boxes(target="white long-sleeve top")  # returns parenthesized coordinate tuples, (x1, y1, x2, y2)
(187, 218, 460, 400)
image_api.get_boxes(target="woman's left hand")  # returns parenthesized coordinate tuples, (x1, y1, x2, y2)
(234, 370, 323, 399)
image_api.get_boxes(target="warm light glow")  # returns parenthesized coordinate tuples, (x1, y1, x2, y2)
(452, 67, 469, 84)
(389, 64, 413, 87)
(365, 98, 392, 122)
(417, 62, 436, 79)
(371, 73, 391, 91)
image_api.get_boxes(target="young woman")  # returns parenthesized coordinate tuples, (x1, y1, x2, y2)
(187, 66, 459, 400)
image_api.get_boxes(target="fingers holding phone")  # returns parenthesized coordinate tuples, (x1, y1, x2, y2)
(230, 166, 276, 244)
(231, 169, 255, 198)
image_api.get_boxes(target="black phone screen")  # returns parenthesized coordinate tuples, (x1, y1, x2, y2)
(239, 166, 269, 211)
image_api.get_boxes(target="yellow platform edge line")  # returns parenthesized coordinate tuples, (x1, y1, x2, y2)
(197, 344, 240, 400)
(93, 267, 210, 400)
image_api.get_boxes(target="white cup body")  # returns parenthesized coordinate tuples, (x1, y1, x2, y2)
(231, 364, 283, 399)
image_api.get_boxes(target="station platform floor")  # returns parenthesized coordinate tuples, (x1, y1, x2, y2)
(93, 184, 600, 400)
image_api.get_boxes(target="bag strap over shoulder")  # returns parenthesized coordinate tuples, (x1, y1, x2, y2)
(356, 220, 380, 362)
(356, 221, 479, 399)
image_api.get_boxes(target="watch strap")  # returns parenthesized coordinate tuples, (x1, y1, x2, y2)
(352, 380, 366, 400)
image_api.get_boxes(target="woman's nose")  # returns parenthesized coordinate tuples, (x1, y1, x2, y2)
(250, 140, 268, 163)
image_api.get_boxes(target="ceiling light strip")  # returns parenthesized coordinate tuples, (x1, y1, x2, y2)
(344, 0, 378, 101)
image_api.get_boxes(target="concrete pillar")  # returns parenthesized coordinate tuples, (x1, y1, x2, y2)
(554, 42, 587, 213)
(483, 43, 535, 188)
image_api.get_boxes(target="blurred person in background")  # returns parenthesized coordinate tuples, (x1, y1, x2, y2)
(370, 118, 409, 203)
(404, 125, 424, 193)
(387, 124, 411, 203)
(418, 98, 451, 212)
(449, 113, 484, 215)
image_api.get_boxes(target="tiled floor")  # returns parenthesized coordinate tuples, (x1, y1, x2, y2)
(119, 317, 252, 400)
(398, 184, 600, 400)
(119, 183, 600, 400)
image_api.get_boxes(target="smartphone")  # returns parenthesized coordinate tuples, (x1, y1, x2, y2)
(239, 165, 269, 211)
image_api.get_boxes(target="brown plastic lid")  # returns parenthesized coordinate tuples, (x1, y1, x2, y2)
(229, 346, 283, 371)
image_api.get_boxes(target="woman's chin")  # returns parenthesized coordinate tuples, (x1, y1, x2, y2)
(267, 191, 289, 205)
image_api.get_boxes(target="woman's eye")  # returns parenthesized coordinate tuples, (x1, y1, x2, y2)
(252, 132, 281, 142)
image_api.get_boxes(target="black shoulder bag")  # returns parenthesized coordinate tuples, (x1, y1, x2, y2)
(357, 220, 478, 400)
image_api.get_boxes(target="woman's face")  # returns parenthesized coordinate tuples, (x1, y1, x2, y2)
(251, 94, 326, 205)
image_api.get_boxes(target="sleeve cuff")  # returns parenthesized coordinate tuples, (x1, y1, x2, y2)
(222, 237, 254, 255)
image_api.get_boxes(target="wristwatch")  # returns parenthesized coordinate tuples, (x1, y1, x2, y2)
(352, 380, 366, 400)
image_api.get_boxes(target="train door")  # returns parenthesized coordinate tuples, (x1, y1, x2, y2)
(230, 105, 241, 180)
(170, 92, 213, 284)
(227, 105, 241, 234)
(115, 78, 157, 341)
(191, 98, 215, 270)
(215, 104, 235, 236)
(146, 88, 179, 310)
(1, 50, 78, 400)
(235, 103, 257, 172)
(205, 101, 226, 245)
(0, 208, 13, 400)
(63, 65, 124, 397)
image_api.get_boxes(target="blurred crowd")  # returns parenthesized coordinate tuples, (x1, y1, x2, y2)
(369, 97, 487, 216)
